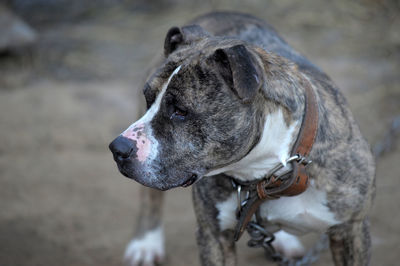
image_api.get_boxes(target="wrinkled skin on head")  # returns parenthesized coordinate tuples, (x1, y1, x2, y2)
(110, 26, 266, 190)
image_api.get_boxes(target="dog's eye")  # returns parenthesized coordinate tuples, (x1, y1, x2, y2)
(170, 106, 187, 121)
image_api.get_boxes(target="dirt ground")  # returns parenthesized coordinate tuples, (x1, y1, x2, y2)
(1, 1, 399, 265)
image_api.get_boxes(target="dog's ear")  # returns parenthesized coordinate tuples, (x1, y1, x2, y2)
(164, 27, 183, 57)
(213, 45, 263, 103)
(164, 25, 209, 57)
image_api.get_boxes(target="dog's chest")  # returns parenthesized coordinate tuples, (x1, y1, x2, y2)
(216, 185, 340, 234)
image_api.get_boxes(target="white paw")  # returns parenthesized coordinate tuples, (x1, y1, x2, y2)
(124, 226, 165, 266)
(272, 230, 305, 259)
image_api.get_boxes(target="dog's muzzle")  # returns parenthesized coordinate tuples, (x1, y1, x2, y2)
(109, 133, 202, 190)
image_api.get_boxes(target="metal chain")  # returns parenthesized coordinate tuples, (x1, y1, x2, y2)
(246, 222, 329, 266)
(247, 222, 284, 262)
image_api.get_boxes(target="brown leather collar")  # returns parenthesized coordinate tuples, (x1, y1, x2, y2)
(233, 78, 319, 241)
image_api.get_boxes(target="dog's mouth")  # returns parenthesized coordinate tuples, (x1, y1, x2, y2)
(116, 160, 200, 189)
(181, 174, 198, 187)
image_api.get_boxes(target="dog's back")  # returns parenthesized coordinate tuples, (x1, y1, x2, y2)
(191, 12, 318, 73)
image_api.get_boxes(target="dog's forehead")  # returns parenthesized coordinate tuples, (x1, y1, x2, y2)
(168, 37, 246, 63)
(146, 58, 204, 90)
(145, 38, 249, 97)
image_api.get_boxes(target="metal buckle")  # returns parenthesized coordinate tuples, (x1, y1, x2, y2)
(263, 156, 299, 183)
(288, 154, 312, 166)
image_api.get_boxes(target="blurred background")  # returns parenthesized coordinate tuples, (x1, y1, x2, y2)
(0, 0, 399, 265)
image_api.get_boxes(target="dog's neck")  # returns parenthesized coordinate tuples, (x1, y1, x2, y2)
(206, 108, 300, 181)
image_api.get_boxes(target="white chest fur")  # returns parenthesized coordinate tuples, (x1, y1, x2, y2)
(216, 183, 340, 234)
(205, 109, 299, 180)
(259, 183, 340, 235)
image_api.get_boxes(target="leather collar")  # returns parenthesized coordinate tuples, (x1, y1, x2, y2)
(233, 78, 319, 241)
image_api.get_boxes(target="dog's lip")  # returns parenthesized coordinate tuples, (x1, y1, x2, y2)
(114, 160, 202, 189)
(181, 174, 198, 187)
(117, 164, 130, 178)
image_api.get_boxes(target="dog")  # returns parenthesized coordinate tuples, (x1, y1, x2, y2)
(109, 11, 375, 266)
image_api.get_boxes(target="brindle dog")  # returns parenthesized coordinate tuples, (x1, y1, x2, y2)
(109, 12, 375, 266)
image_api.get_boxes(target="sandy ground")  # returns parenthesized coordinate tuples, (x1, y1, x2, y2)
(1, 1, 399, 265)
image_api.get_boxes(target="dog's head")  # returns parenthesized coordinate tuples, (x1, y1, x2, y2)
(109, 25, 274, 190)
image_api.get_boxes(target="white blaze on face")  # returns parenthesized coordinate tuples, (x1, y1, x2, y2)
(121, 65, 182, 163)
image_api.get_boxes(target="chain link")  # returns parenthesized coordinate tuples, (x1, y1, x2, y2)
(246, 222, 328, 266)
(247, 222, 284, 262)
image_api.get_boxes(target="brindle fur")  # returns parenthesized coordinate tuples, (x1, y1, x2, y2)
(120, 11, 375, 266)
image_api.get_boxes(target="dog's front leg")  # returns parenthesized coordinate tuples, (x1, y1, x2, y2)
(124, 186, 165, 266)
(328, 218, 371, 266)
(193, 182, 237, 266)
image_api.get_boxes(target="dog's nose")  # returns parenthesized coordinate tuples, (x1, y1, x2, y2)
(109, 135, 135, 159)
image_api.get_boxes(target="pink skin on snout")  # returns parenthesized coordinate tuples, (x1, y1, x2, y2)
(122, 124, 151, 163)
